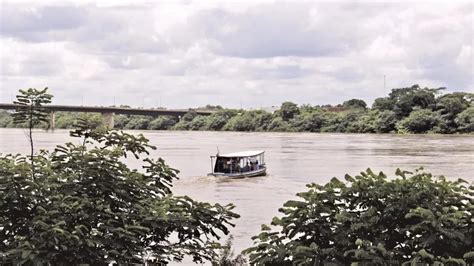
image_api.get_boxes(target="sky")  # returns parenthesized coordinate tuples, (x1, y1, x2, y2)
(0, 0, 473, 109)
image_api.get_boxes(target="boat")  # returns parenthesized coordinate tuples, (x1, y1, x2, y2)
(208, 150, 267, 178)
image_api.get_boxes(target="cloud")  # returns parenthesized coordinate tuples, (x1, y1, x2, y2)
(0, 1, 472, 108)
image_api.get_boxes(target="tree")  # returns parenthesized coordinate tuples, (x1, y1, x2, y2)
(204, 110, 238, 131)
(374, 110, 398, 133)
(1, 89, 240, 264)
(455, 106, 474, 133)
(389, 85, 441, 117)
(148, 116, 178, 130)
(188, 116, 208, 130)
(0, 111, 14, 128)
(343, 99, 367, 109)
(245, 168, 473, 265)
(12, 88, 53, 164)
(125, 116, 151, 129)
(436, 92, 471, 119)
(291, 111, 325, 132)
(372, 96, 395, 111)
(172, 111, 197, 130)
(212, 236, 247, 266)
(267, 117, 291, 132)
(223, 110, 271, 132)
(347, 110, 377, 133)
(397, 109, 440, 133)
(113, 114, 131, 129)
(279, 102, 300, 121)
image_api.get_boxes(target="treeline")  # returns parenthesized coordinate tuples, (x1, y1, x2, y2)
(1, 85, 473, 133)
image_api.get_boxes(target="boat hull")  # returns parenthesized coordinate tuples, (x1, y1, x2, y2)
(208, 167, 267, 179)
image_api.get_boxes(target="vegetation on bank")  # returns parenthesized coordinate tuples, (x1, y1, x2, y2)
(1, 88, 473, 265)
(245, 168, 474, 265)
(1, 89, 240, 264)
(1, 85, 473, 134)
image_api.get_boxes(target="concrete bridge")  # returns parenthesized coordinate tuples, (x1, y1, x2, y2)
(0, 103, 215, 129)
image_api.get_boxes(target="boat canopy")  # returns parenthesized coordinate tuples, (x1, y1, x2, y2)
(216, 150, 264, 158)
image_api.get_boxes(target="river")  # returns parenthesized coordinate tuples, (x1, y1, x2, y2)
(1, 128, 473, 258)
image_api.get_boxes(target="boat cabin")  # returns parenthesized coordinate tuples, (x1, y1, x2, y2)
(209, 150, 266, 178)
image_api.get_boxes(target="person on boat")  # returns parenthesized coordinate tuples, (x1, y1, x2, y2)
(255, 160, 259, 170)
(235, 163, 241, 173)
(243, 162, 250, 172)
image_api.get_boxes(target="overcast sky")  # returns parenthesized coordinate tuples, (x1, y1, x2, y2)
(0, 0, 472, 108)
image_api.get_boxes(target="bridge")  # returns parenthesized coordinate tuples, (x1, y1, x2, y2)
(0, 103, 215, 129)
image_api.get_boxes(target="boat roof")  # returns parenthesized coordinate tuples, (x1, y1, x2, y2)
(217, 150, 264, 158)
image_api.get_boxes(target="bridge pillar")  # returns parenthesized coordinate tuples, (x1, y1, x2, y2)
(102, 112, 115, 129)
(50, 111, 56, 130)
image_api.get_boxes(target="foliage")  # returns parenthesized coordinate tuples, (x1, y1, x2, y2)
(124, 116, 151, 130)
(278, 101, 300, 121)
(2, 85, 473, 134)
(1, 106, 239, 264)
(267, 117, 291, 132)
(244, 168, 474, 265)
(172, 111, 198, 130)
(0, 111, 13, 128)
(223, 110, 272, 131)
(397, 109, 440, 133)
(149, 116, 178, 130)
(212, 236, 247, 266)
(455, 106, 474, 133)
(389, 85, 441, 117)
(204, 110, 239, 131)
(12, 88, 53, 128)
(374, 110, 398, 133)
(12, 88, 53, 168)
(290, 110, 325, 132)
(343, 99, 367, 109)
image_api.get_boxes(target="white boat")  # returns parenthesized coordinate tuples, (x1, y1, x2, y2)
(208, 150, 267, 178)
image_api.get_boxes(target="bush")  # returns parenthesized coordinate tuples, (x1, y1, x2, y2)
(148, 116, 177, 130)
(113, 114, 131, 129)
(343, 99, 367, 109)
(0, 111, 13, 127)
(125, 116, 151, 129)
(267, 117, 291, 132)
(1, 88, 239, 264)
(290, 110, 327, 132)
(278, 102, 299, 121)
(455, 106, 474, 133)
(374, 110, 397, 133)
(0, 120, 239, 264)
(204, 110, 238, 131)
(172, 111, 197, 130)
(245, 168, 474, 265)
(223, 110, 271, 131)
(188, 116, 208, 130)
(397, 109, 440, 133)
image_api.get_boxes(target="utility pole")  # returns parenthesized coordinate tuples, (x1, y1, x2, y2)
(384, 75, 386, 90)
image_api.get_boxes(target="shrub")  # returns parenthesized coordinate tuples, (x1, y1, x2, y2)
(374, 110, 397, 133)
(125, 116, 151, 129)
(245, 168, 474, 265)
(455, 106, 474, 133)
(397, 109, 440, 133)
(148, 116, 178, 130)
(1, 89, 239, 264)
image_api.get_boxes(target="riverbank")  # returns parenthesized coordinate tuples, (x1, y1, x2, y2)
(1, 86, 473, 134)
